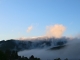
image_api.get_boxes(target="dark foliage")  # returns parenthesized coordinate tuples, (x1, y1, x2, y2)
(54, 58, 61, 60)
(0, 50, 69, 60)
(54, 58, 69, 60)
(0, 50, 40, 60)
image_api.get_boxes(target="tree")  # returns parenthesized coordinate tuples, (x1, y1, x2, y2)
(29, 55, 34, 60)
(54, 58, 61, 60)
(64, 58, 68, 60)
(57, 58, 61, 60)
(0, 50, 7, 60)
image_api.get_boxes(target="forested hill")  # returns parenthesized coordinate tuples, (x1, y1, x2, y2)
(0, 37, 68, 51)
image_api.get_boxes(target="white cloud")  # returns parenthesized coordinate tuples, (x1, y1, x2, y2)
(27, 26, 33, 33)
(46, 24, 66, 38)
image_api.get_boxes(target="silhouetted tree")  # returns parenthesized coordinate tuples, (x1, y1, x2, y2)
(64, 58, 68, 60)
(57, 58, 61, 60)
(5, 50, 11, 60)
(0, 50, 41, 60)
(0, 50, 7, 60)
(24, 57, 28, 60)
(29, 55, 34, 60)
(54, 58, 61, 60)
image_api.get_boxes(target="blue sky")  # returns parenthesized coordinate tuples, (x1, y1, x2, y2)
(0, 0, 80, 40)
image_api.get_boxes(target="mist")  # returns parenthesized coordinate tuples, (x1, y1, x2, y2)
(18, 38, 80, 60)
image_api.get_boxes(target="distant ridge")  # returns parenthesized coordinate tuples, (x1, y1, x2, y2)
(0, 37, 68, 51)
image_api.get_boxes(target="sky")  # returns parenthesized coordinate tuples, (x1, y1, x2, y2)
(0, 0, 80, 40)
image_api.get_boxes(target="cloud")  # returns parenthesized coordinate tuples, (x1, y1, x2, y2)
(18, 37, 27, 40)
(46, 24, 66, 38)
(18, 24, 66, 39)
(27, 26, 33, 33)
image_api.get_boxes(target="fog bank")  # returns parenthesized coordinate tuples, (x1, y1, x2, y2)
(18, 38, 80, 60)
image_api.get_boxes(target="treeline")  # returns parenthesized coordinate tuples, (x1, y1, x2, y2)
(54, 58, 68, 60)
(0, 50, 40, 60)
(0, 50, 69, 60)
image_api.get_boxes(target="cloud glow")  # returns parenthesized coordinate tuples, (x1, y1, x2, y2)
(46, 24, 66, 38)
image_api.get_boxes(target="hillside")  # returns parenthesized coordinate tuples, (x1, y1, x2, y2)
(0, 37, 68, 51)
